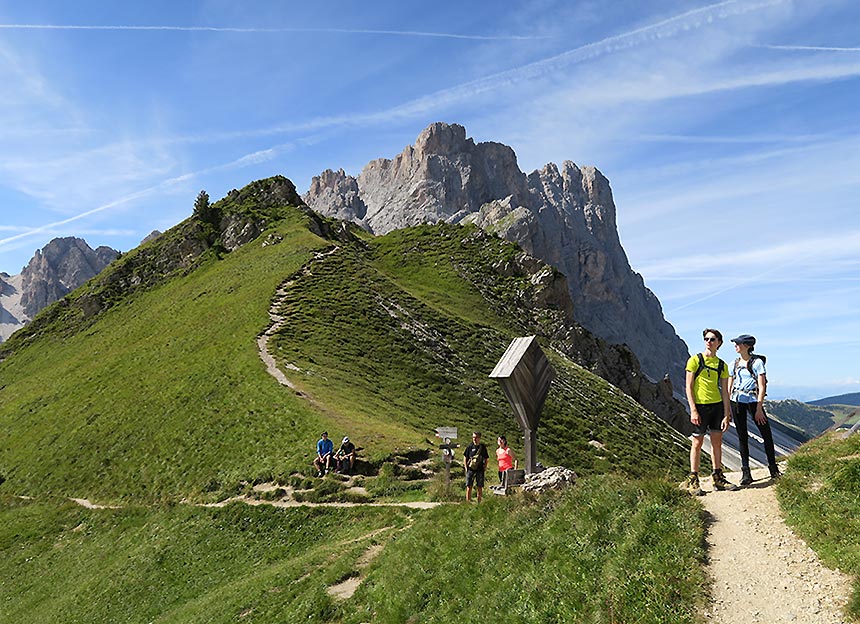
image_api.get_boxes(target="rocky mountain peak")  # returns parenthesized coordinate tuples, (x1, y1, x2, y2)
(304, 122, 691, 392)
(0, 237, 119, 342)
(414, 121, 473, 157)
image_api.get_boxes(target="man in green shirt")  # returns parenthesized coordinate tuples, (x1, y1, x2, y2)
(683, 328, 738, 494)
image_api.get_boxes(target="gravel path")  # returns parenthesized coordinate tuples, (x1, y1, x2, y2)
(701, 466, 852, 623)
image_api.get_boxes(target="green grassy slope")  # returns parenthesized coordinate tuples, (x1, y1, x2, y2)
(1, 476, 705, 624)
(270, 224, 691, 478)
(1, 200, 691, 503)
(777, 433, 860, 619)
(0, 178, 706, 623)
(0, 496, 416, 624)
(765, 399, 835, 437)
(0, 208, 378, 502)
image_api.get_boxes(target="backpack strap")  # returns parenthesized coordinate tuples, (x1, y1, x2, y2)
(694, 354, 724, 382)
(693, 353, 706, 379)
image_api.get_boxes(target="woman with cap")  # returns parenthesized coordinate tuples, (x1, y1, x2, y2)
(729, 334, 780, 485)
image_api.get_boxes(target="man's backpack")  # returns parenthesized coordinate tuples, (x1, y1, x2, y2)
(693, 353, 725, 381)
(467, 445, 486, 471)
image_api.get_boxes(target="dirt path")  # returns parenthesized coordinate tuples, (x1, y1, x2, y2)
(701, 466, 852, 623)
(256, 246, 341, 391)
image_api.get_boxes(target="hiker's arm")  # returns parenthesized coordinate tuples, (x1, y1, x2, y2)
(754, 374, 768, 424)
(720, 377, 732, 431)
(686, 370, 699, 425)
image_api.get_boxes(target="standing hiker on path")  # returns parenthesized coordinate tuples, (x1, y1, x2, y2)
(313, 431, 334, 477)
(684, 328, 739, 494)
(464, 431, 489, 503)
(496, 435, 515, 485)
(729, 334, 780, 486)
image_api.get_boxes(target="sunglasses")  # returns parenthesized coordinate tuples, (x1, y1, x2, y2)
(704, 337, 718, 342)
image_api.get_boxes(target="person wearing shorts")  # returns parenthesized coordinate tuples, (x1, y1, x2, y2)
(683, 328, 738, 494)
(463, 431, 489, 502)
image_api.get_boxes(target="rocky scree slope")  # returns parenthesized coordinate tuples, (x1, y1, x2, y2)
(305, 122, 690, 393)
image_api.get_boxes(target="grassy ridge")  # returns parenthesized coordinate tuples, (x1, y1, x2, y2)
(0, 211, 365, 502)
(1, 476, 705, 624)
(271, 224, 691, 478)
(776, 433, 860, 619)
(764, 399, 835, 437)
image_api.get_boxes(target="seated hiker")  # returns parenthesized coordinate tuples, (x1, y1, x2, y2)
(334, 436, 356, 474)
(313, 431, 334, 477)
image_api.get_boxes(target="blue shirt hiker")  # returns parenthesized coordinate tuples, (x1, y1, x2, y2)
(314, 432, 334, 477)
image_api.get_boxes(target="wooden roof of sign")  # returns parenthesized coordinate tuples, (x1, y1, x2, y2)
(489, 336, 555, 431)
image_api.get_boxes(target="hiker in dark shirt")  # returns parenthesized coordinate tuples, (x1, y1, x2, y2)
(334, 436, 356, 474)
(463, 431, 490, 503)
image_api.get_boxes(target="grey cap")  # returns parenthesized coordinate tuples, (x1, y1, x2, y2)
(731, 334, 756, 346)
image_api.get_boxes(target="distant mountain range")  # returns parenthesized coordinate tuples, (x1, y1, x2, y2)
(808, 392, 860, 407)
(0, 237, 119, 342)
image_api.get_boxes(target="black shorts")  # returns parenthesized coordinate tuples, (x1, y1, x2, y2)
(692, 402, 724, 436)
(466, 469, 485, 488)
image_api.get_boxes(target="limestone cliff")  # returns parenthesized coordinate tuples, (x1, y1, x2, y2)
(0, 238, 119, 342)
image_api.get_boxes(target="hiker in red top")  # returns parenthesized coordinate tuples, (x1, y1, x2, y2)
(496, 435, 515, 484)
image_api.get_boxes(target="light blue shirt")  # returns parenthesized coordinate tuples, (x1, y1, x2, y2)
(731, 357, 766, 403)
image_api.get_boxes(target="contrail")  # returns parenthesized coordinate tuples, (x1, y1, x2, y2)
(0, 23, 549, 41)
(177, 0, 791, 143)
(0, 140, 296, 250)
(0, 0, 789, 246)
(668, 254, 813, 313)
(762, 44, 860, 52)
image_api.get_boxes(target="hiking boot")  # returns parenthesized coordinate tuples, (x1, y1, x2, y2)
(712, 469, 739, 491)
(769, 464, 782, 480)
(682, 472, 705, 496)
(740, 468, 753, 486)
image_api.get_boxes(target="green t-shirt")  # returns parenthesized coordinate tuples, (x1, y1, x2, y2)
(685, 354, 727, 405)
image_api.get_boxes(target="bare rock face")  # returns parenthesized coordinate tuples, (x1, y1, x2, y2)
(305, 122, 690, 391)
(0, 238, 119, 341)
(19, 238, 118, 318)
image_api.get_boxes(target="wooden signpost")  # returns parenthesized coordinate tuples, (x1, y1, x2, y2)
(435, 427, 459, 488)
(489, 336, 555, 474)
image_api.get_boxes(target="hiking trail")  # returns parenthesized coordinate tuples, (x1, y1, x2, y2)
(700, 466, 851, 623)
(256, 245, 341, 391)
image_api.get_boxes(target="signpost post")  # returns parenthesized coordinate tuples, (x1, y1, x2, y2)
(489, 336, 555, 474)
(435, 427, 459, 489)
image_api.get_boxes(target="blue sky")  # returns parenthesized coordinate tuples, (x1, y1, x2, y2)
(0, 0, 858, 400)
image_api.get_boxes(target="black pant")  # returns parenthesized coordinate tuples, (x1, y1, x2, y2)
(732, 401, 777, 470)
